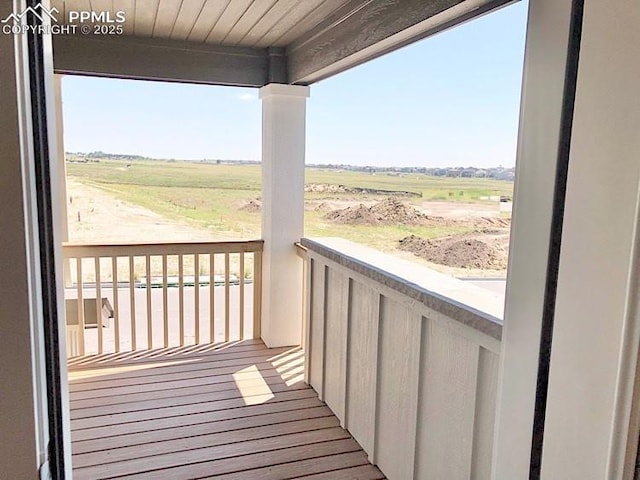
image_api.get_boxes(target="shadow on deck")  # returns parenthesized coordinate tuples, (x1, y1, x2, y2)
(68, 340, 385, 479)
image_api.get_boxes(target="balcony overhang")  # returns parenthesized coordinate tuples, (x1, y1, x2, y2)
(53, 35, 271, 87)
(51, 0, 516, 87)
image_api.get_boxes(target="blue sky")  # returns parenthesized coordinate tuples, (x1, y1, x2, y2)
(61, 1, 528, 168)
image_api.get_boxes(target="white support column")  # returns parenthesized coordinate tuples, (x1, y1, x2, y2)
(541, 1, 640, 478)
(259, 84, 310, 347)
(54, 74, 68, 244)
(495, 1, 640, 478)
(54, 74, 71, 287)
(492, 0, 574, 477)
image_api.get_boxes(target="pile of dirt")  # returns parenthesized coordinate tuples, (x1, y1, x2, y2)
(239, 199, 261, 212)
(324, 198, 430, 225)
(325, 204, 381, 225)
(398, 233, 509, 269)
(370, 198, 428, 224)
(468, 217, 510, 228)
(313, 202, 334, 213)
(306, 184, 353, 194)
(306, 183, 421, 198)
(323, 197, 509, 229)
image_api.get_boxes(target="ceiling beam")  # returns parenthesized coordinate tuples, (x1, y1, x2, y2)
(53, 35, 269, 87)
(287, 0, 517, 84)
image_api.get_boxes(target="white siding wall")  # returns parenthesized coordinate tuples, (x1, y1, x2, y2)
(305, 250, 501, 480)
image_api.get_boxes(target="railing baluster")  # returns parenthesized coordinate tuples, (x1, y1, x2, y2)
(239, 252, 245, 340)
(146, 254, 152, 350)
(162, 254, 168, 348)
(224, 252, 230, 342)
(112, 256, 120, 353)
(179, 253, 184, 346)
(194, 254, 200, 344)
(129, 255, 136, 351)
(95, 257, 103, 354)
(209, 253, 215, 343)
(253, 251, 262, 340)
(76, 257, 85, 355)
(62, 240, 264, 355)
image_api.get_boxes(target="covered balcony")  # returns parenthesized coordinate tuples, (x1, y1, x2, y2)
(61, 232, 502, 479)
(47, 2, 511, 477)
(3, 0, 640, 479)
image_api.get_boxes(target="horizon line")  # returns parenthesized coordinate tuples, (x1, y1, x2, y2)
(66, 151, 516, 171)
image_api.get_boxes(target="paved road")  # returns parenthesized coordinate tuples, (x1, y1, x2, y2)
(460, 278, 507, 296)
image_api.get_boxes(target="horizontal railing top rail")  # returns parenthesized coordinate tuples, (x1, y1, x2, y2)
(61, 239, 263, 357)
(300, 237, 503, 341)
(63, 239, 264, 258)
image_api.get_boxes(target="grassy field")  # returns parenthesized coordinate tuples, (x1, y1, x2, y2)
(66, 159, 513, 253)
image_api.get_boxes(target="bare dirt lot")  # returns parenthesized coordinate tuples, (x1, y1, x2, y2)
(322, 198, 511, 274)
(322, 198, 509, 229)
(323, 198, 429, 225)
(307, 199, 505, 218)
(66, 180, 511, 276)
(415, 200, 503, 218)
(66, 179, 221, 243)
(398, 232, 510, 270)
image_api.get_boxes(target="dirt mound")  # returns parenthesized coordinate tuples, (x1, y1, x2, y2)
(306, 183, 421, 198)
(306, 184, 352, 194)
(398, 233, 509, 269)
(314, 202, 334, 213)
(469, 217, 511, 228)
(321, 197, 504, 228)
(324, 203, 380, 225)
(370, 198, 427, 224)
(324, 198, 429, 225)
(239, 199, 261, 212)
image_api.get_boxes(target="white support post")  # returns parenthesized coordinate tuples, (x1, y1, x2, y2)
(492, 0, 575, 477)
(259, 83, 310, 347)
(53, 74, 68, 243)
(495, 1, 640, 478)
(54, 74, 71, 287)
(541, 1, 640, 477)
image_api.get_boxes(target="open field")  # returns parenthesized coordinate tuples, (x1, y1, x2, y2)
(66, 159, 514, 276)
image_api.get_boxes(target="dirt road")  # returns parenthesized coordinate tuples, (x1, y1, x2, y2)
(66, 179, 222, 243)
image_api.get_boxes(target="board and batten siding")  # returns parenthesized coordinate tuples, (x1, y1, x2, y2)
(301, 238, 502, 480)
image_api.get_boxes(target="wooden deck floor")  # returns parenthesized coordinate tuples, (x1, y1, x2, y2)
(68, 340, 385, 479)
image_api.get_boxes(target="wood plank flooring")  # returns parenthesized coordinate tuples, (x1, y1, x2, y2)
(69, 340, 385, 479)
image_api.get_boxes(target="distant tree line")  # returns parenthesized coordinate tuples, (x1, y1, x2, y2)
(308, 164, 515, 181)
(67, 151, 149, 161)
(66, 151, 515, 181)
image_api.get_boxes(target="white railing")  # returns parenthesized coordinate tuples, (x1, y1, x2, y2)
(63, 240, 263, 357)
(299, 237, 503, 480)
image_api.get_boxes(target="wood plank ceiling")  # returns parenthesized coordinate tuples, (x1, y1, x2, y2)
(51, 0, 351, 48)
(50, 0, 515, 85)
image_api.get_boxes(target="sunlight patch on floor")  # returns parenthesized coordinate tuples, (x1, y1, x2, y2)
(232, 365, 275, 405)
(280, 364, 304, 380)
(285, 373, 305, 386)
(268, 347, 303, 365)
